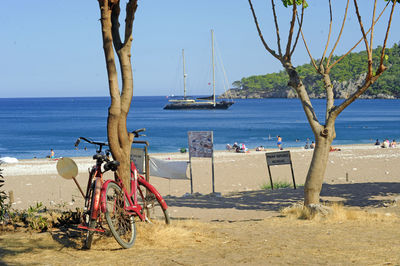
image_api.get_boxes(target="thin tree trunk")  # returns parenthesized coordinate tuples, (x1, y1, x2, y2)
(304, 134, 333, 205)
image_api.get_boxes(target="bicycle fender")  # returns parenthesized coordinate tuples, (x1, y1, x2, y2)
(100, 179, 118, 213)
(138, 178, 168, 210)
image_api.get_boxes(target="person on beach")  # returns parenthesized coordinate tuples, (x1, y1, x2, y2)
(240, 143, 248, 152)
(256, 145, 265, 151)
(390, 139, 397, 148)
(50, 149, 55, 159)
(330, 146, 341, 152)
(235, 143, 248, 153)
(381, 139, 390, 148)
(277, 136, 282, 150)
(375, 139, 380, 146)
(226, 144, 232, 151)
(310, 141, 315, 149)
(232, 142, 239, 150)
(304, 142, 309, 149)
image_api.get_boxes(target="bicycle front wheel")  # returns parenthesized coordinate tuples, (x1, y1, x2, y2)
(105, 182, 136, 249)
(137, 183, 170, 225)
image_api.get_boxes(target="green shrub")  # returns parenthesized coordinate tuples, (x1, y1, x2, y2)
(0, 164, 11, 224)
(261, 181, 293, 190)
(22, 202, 49, 231)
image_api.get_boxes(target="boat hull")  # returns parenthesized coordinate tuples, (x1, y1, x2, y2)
(164, 101, 234, 110)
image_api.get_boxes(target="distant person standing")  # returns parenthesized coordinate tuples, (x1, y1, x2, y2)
(310, 141, 315, 149)
(277, 136, 283, 150)
(390, 139, 397, 148)
(50, 149, 55, 159)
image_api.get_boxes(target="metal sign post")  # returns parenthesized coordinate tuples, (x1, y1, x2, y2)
(265, 151, 296, 190)
(188, 131, 214, 194)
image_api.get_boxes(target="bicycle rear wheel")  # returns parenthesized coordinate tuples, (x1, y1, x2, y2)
(84, 182, 96, 249)
(137, 183, 170, 224)
(105, 182, 136, 249)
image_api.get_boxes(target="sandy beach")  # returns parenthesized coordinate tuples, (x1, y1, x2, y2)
(2, 144, 400, 217)
(1, 144, 400, 264)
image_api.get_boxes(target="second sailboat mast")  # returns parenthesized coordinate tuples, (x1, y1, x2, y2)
(182, 49, 187, 99)
(211, 29, 216, 106)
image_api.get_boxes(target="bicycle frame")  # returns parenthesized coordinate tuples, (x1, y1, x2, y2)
(91, 169, 103, 220)
(78, 159, 106, 233)
(100, 161, 168, 220)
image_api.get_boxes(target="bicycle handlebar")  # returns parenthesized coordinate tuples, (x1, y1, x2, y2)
(75, 137, 109, 148)
(132, 128, 146, 138)
(75, 128, 146, 153)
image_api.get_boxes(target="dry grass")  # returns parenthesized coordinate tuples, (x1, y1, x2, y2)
(85, 219, 220, 251)
(281, 202, 398, 222)
(135, 220, 219, 249)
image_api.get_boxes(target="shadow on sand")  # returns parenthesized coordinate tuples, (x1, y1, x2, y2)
(165, 182, 400, 212)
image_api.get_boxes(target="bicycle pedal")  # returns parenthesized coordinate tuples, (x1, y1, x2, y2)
(78, 224, 105, 233)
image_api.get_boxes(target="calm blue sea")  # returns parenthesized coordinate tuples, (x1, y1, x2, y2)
(0, 96, 399, 159)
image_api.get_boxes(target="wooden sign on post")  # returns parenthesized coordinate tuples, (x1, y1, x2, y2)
(265, 151, 296, 190)
(188, 131, 214, 194)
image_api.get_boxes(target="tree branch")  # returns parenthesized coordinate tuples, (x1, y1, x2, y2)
(327, 1, 389, 72)
(290, 0, 305, 57)
(119, 0, 138, 133)
(353, 0, 373, 79)
(379, 0, 397, 72)
(124, 0, 138, 45)
(271, 0, 283, 57)
(326, 0, 349, 68)
(369, 0, 378, 56)
(111, 3, 123, 50)
(332, 71, 385, 117)
(297, 14, 318, 71)
(248, 0, 281, 60)
(284, 61, 321, 133)
(319, 0, 333, 71)
(285, 3, 297, 59)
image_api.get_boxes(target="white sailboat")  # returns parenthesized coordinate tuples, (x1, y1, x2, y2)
(164, 30, 234, 110)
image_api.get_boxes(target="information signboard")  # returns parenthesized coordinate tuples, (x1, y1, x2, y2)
(266, 151, 291, 165)
(265, 150, 296, 190)
(188, 131, 215, 194)
(188, 131, 213, 158)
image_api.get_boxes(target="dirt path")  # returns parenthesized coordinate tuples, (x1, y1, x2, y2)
(2, 213, 400, 265)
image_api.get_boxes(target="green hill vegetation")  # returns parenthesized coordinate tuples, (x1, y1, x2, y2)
(231, 42, 400, 99)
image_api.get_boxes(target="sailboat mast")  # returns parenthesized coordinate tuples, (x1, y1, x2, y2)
(182, 49, 187, 99)
(211, 30, 216, 106)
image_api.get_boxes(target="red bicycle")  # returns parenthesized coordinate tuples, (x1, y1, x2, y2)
(75, 128, 170, 249)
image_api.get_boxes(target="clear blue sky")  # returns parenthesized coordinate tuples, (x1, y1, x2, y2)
(1, 0, 399, 98)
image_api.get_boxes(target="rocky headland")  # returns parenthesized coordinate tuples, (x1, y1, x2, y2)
(220, 73, 398, 99)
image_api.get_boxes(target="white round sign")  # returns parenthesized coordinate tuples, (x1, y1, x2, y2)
(56, 157, 78, 180)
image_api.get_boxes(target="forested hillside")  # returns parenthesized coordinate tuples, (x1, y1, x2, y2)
(225, 43, 400, 99)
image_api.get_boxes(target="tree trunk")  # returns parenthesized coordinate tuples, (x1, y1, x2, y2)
(284, 61, 337, 206)
(304, 128, 334, 205)
(98, 0, 137, 193)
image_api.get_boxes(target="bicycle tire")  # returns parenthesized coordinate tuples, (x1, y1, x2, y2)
(105, 182, 136, 249)
(137, 183, 170, 225)
(85, 219, 97, 249)
(84, 182, 96, 249)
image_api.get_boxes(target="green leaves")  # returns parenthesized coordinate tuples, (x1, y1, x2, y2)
(384, 0, 400, 3)
(282, 0, 308, 8)
(238, 43, 400, 98)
